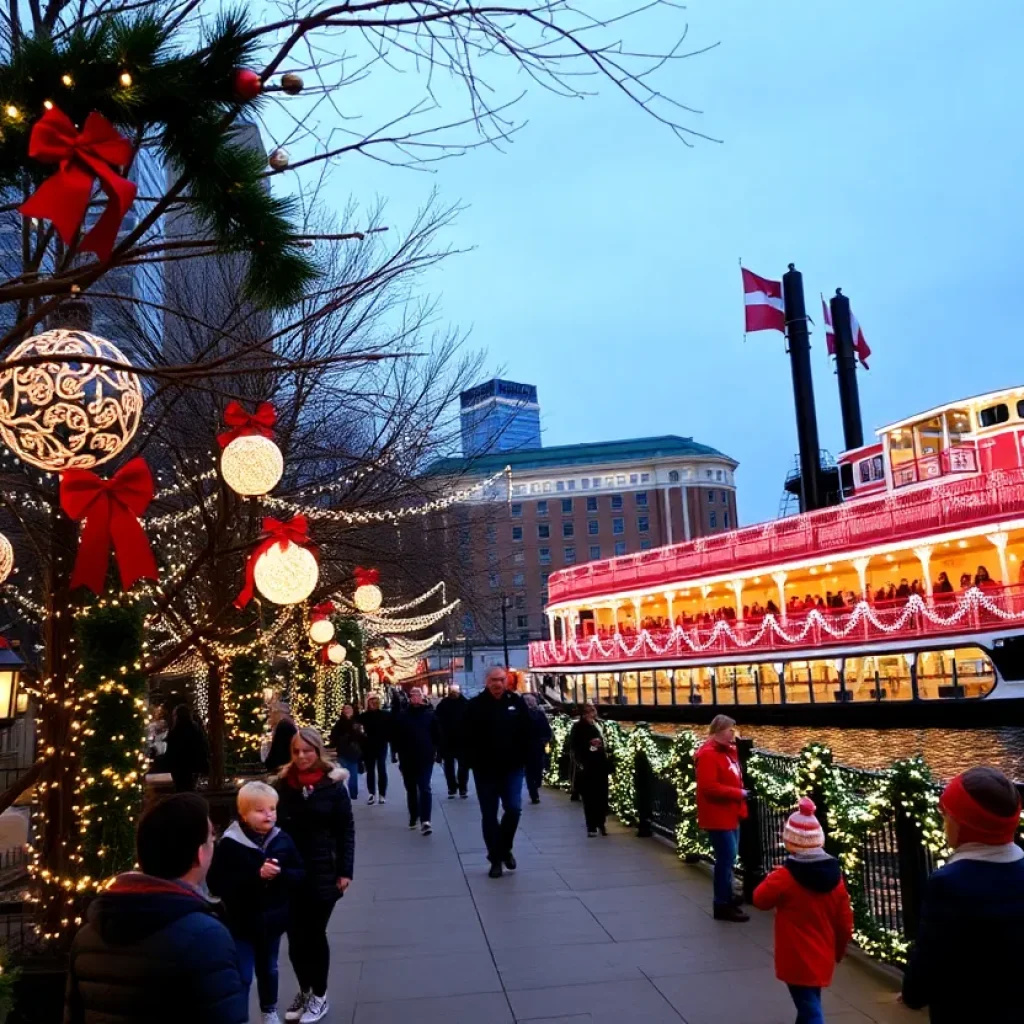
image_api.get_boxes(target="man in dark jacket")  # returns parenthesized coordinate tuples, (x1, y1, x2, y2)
(392, 687, 441, 834)
(64, 792, 248, 1024)
(264, 702, 297, 773)
(902, 766, 1024, 1023)
(465, 667, 531, 878)
(435, 684, 470, 799)
(522, 693, 552, 804)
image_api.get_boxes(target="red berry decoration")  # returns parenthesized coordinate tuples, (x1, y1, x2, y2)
(233, 68, 262, 101)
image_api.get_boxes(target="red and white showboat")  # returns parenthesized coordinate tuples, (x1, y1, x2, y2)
(528, 388, 1024, 726)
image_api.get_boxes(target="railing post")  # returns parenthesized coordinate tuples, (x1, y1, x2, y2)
(894, 797, 929, 941)
(635, 741, 654, 839)
(736, 737, 765, 901)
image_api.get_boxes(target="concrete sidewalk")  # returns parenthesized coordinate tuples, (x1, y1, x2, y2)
(254, 767, 926, 1023)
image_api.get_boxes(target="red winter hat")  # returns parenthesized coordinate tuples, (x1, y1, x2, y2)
(940, 770, 1021, 846)
(783, 797, 825, 849)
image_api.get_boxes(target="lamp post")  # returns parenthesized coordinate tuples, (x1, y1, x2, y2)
(0, 642, 25, 723)
(500, 593, 511, 668)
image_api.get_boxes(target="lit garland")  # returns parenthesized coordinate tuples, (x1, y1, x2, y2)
(225, 653, 269, 762)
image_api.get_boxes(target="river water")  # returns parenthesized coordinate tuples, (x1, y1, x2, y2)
(649, 724, 1024, 781)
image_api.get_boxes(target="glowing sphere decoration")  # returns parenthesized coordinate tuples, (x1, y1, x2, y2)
(308, 618, 335, 645)
(0, 330, 143, 471)
(327, 642, 347, 665)
(0, 533, 13, 585)
(220, 434, 284, 496)
(353, 583, 383, 613)
(253, 541, 319, 606)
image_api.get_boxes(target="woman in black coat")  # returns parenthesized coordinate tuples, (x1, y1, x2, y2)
(274, 726, 355, 1023)
(164, 704, 209, 792)
(569, 704, 611, 837)
(357, 693, 391, 805)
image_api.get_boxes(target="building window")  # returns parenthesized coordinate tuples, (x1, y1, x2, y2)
(707, 490, 714, 503)
(710, 511, 717, 528)
(514, 594, 526, 609)
(561, 498, 573, 515)
(486, 524, 496, 542)
(586, 496, 598, 512)
(589, 545, 601, 560)
(510, 504, 522, 518)
(637, 516, 649, 533)
(615, 475, 625, 485)
(581, 478, 590, 490)
(635, 491, 648, 507)
(489, 572, 499, 588)
(512, 526, 523, 542)
(611, 494, 623, 510)
(540, 572, 550, 589)
(513, 551, 524, 565)
(587, 519, 599, 535)
(537, 500, 548, 516)
(716, 470, 723, 481)
(723, 511, 730, 528)
(516, 615, 529, 629)
(640, 540, 652, 551)
(513, 484, 527, 496)
(562, 521, 574, 538)
(564, 546, 576, 564)
(629, 473, 638, 485)
(513, 572, 525, 586)
(568, 479, 576, 491)
(614, 541, 626, 556)
(668, 470, 680, 483)
(641, 473, 650, 483)
(613, 517, 624, 535)
(538, 523, 550, 539)
(530, 482, 540, 493)
(487, 550, 498, 565)
(593, 477, 602, 489)
(556, 480, 565, 492)
(539, 548, 551, 565)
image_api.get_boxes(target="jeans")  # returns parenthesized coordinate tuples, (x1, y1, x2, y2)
(365, 748, 388, 797)
(340, 758, 360, 799)
(288, 898, 336, 997)
(474, 768, 524, 862)
(525, 749, 546, 801)
(443, 753, 470, 795)
(402, 763, 433, 823)
(788, 985, 824, 1024)
(236, 932, 283, 1012)
(707, 827, 740, 906)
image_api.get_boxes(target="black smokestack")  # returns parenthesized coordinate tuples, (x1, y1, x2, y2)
(829, 289, 864, 452)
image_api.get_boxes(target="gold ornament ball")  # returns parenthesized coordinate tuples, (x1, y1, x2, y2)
(220, 435, 284, 496)
(281, 73, 304, 95)
(354, 583, 383, 613)
(0, 532, 13, 585)
(327, 642, 347, 665)
(253, 542, 319, 606)
(309, 618, 335, 645)
(268, 147, 290, 171)
(0, 329, 143, 471)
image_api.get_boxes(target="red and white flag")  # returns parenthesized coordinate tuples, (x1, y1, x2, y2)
(821, 295, 836, 356)
(821, 293, 871, 370)
(741, 267, 785, 333)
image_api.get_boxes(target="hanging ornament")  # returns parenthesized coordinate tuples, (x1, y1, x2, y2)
(281, 73, 305, 95)
(0, 329, 143, 472)
(236, 516, 318, 608)
(0, 533, 13, 585)
(268, 147, 290, 171)
(353, 566, 383, 613)
(19, 108, 137, 259)
(309, 619, 335, 645)
(232, 68, 263, 101)
(327, 642, 347, 665)
(218, 401, 283, 497)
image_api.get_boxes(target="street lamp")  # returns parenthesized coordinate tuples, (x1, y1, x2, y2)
(0, 643, 25, 722)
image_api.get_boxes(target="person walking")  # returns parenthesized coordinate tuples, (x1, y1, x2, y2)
(64, 793, 248, 1023)
(264, 702, 297, 773)
(392, 687, 441, 834)
(328, 703, 364, 800)
(753, 798, 854, 1024)
(523, 693, 552, 804)
(569, 703, 610, 836)
(465, 667, 531, 878)
(695, 714, 749, 922)
(165, 703, 210, 793)
(274, 727, 354, 1024)
(357, 693, 391, 805)
(435, 683, 470, 799)
(901, 766, 1024, 1022)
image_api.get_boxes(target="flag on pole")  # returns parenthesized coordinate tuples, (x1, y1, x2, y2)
(741, 267, 785, 333)
(821, 295, 835, 356)
(822, 293, 871, 370)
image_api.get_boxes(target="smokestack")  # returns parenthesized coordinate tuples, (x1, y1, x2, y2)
(829, 289, 864, 452)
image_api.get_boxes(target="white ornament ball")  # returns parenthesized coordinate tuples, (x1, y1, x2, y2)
(0, 329, 143, 471)
(353, 583, 383, 613)
(269, 147, 290, 171)
(221, 434, 284, 496)
(327, 642, 347, 665)
(253, 542, 318, 606)
(308, 618, 335, 645)
(0, 533, 13, 585)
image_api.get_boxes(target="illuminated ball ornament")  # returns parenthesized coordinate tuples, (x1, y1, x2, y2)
(327, 642, 347, 665)
(0, 533, 13, 585)
(253, 542, 319, 606)
(353, 566, 383, 613)
(0, 329, 143, 471)
(220, 434, 284, 496)
(309, 618, 335, 645)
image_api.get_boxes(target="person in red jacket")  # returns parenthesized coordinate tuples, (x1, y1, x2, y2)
(753, 797, 854, 1024)
(695, 715, 749, 922)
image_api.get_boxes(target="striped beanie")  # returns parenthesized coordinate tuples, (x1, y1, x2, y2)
(783, 797, 825, 850)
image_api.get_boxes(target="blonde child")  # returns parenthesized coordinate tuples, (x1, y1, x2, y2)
(208, 781, 304, 1024)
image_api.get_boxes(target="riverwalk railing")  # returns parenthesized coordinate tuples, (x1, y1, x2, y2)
(544, 715, 997, 966)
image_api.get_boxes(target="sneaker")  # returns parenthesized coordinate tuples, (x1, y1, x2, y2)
(262, 1012, 283, 1024)
(598, 825, 608, 836)
(448, 791, 457, 799)
(587, 829, 598, 838)
(422, 821, 433, 835)
(284, 992, 309, 1022)
(460, 791, 469, 799)
(367, 795, 375, 805)
(488, 862, 503, 879)
(408, 819, 418, 829)
(503, 852, 516, 871)
(713, 904, 750, 923)
(299, 994, 330, 1023)
(379, 796, 386, 804)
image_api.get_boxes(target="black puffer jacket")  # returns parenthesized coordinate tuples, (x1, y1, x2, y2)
(465, 689, 531, 777)
(64, 873, 247, 1024)
(392, 703, 441, 771)
(357, 708, 391, 757)
(328, 716, 364, 762)
(264, 718, 297, 772)
(434, 693, 470, 755)
(275, 767, 355, 904)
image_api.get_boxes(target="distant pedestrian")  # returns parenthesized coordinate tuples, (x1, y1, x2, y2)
(357, 693, 391, 805)
(64, 793, 248, 1024)
(264, 702, 298, 774)
(901, 766, 1024, 1022)
(328, 703, 364, 800)
(465, 667, 531, 878)
(208, 782, 305, 1024)
(523, 694, 552, 804)
(392, 687, 441, 834)
(435, 683, 470, 799)
(274, 727, 354, 1024)
(569, 703, 610, 836)
(165, 703, 209, 793)
(695, 714, 749, 922)
(753, 798, 854, 1024)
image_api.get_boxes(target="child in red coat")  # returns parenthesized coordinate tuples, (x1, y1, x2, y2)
(753, 798, 854, 1024)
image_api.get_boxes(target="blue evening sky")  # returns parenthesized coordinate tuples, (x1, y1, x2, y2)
(279, 1, 1023, 525)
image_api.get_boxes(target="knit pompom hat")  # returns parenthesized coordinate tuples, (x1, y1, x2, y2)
(783, 797, 825, 850)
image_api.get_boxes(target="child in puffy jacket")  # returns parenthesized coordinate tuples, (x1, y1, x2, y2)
(753, 798, 854, 1024)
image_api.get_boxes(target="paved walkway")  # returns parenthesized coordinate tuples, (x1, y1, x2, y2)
(257, 767, 925, 1023)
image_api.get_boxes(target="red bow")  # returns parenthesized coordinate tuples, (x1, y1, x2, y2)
(217, 401, 277, 448)
(235, 515, 316, 609)
(354, 566, 379, 587)
(311, 601, 335, 620)
(60, 458, 158, 594)
(20, 108, 138, 260)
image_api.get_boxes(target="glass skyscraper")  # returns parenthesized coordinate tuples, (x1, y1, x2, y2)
(460, 378, 542, 457)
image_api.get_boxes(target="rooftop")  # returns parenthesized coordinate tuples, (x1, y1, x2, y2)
(426, 434, 737, 477)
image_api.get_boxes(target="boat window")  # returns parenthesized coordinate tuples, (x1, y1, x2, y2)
(620, 671, 639, 705)
(782, 660, 836, 704)
(888, 428, 916, 486)
(917, 647, 995, 699)
(842, 655, 912, 701)
(840, 462, 855, 499)
(945, 408, 971, 444)
(655, 669, 672, 704)
(913, 417, 943, 458)
(979, 403, 1009, 427)
(638, 670, 655, 704)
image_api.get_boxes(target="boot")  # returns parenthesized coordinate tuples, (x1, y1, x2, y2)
(713, 903, 750, 922)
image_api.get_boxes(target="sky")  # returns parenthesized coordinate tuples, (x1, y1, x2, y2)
(273, 0, 1024, 525)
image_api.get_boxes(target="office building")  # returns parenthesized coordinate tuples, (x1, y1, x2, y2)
(460, 379, 542, 456)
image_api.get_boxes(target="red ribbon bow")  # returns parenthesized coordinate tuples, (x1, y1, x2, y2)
(354, 566, 380, 587)
(20, 108, 138, 260)
(218, 401, 277, 448)
(60, 458, 159, 594)
(235, 515, 317, 609)
(311, 601, 335, 621)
